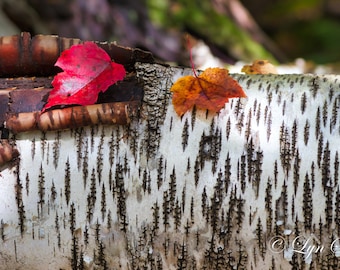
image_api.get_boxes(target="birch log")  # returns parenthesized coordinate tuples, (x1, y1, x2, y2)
(0, 62, 339, 269)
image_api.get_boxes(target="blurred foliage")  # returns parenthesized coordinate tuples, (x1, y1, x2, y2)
(263, 0, 322, 22)
(147, 0, 276, 62)
(274, 19, 340, 64)
(147, 0, 340, 64)
(241, 0, 340, 64)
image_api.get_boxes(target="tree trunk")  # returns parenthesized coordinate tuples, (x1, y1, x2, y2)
(0, 61, 339, 269)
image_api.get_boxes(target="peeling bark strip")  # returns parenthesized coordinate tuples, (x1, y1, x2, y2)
(0, 63, 339, 268)
(0, 139, 19, 166)
(5, 101, 140, 133)
(0, 32, 154, 77)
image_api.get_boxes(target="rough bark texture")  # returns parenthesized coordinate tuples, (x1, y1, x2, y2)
(0, 62, 339, 269)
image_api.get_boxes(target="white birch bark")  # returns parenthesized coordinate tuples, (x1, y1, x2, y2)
(0, 62, 339, 269)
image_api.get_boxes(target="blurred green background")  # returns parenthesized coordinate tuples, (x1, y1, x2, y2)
(1, 0, 340, 66)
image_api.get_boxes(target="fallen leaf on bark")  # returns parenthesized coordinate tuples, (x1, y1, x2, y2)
(42, 42, 126, 112)
(241, 60, 277, 74)
(170, 67, 247, 116)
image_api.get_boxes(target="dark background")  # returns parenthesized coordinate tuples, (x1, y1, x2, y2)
(1, 0, 340, 66)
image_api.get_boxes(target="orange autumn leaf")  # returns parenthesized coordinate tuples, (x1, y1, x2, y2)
(241, 60, 277, 75)
(170, 67, 247, 116)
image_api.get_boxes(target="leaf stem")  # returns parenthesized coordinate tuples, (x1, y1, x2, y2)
(186, 34, 198, 78)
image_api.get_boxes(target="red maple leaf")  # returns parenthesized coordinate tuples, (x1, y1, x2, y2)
(42, 42, 126, 112)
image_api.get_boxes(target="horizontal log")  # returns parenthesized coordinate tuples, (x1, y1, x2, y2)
(0, 32, 154, 77)
(5, 101, 140, 133)
(0, 62, 339, 269)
